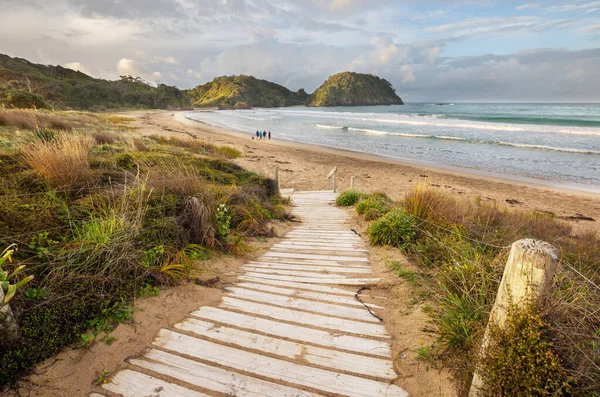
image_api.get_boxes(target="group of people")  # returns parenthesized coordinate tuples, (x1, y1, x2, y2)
(255, 130, 271, 140)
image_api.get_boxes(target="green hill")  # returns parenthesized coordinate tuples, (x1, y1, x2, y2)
(308, 72, 403, 107)
(189, 75, 309, 109)
(0, 54, 190, 111)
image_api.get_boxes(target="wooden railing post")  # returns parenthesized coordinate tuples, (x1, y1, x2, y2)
(0, 288, 19, 339)
(275, 166, 280, 193)
(350, 176, 355, 190)
(327, 167, 337, 192)
(469, 239, 558, 396)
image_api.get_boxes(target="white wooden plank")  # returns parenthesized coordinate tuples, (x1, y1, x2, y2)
(271, 247, 368, 256)
(244, 263, 371, 274)
(243, 267, 354, 279)
(241, 272, 381, 285)
(288, 230, 356, 235)
(253, 259, 369, 268)
(242, 267, 370, 279)
(276, 242, 363, 248)
(221, 297, 389, 337)
(174, 319, 395, 379)
(238, 276, 356, 295)
(103, 369, 208, 397)
(191, 306, 391, 357)
(131, 349, 324, 397)
(262, 252, 368, 262)
(236, 282, 380, 308)
(153, 330, 407, 397)
(225, 287, 379, 323)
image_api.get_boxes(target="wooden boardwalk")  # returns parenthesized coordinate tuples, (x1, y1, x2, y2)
(102, 191, 407, 397)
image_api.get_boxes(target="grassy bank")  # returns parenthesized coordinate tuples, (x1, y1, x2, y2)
(0, 109, 287, 387)
(337, 187, 600, 396)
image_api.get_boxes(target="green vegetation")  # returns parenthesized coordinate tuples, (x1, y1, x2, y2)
(0, 53, 191, 110)
(0, 109, 288, 386)
(335, 190, 366, 206)
(308, 72, 404, 107)
(1, 245, 33, 305)
(356, 193, 391, 220)
(343, 184, 600, 395)
(189, 75, 309, 109)
(368, 208, 417, 247)
(480, 305, 567, 396)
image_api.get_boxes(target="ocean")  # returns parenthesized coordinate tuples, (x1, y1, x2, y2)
(185, 103, 600, 190)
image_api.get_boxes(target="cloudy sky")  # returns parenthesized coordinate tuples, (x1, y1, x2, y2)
(1, 0, 599, 102)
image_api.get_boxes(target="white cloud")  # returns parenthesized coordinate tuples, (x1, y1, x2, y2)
(151, 71, 162, 78)
(157, 56, 179, 65)
(117, 58, 146, 76)
(425, 16, 537, 34)
(545, 1, 600, 13)
(63, 61, 88, 74)
(515, 3, 540, 11)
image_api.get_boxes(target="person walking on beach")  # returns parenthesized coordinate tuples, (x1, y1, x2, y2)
(268, 131, 271, 140)
(259, 131, 263, 140)
(256, 130, 259, 139)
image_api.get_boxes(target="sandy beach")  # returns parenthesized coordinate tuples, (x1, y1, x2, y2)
(132, 110, 600, 235)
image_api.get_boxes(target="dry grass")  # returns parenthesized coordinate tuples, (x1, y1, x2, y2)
(20, 132, 94, 189)
(0, 109, 74, 131)
(92, 130, 117, 145)
(177, 196, 216, 247)
(155, 136, 241, 159)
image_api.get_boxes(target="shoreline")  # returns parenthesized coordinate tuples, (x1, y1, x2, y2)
(181, 111, 600, 198)
(127, 110, 600, 234)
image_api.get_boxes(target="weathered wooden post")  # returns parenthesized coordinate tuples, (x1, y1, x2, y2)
(0, 288, 19, 339)
(469, 239, 559, 396)
(333, 171, 337, 193)
(350, 176, 355, 190)
(275, 166, 280, 193)
(327, 167, 337, 192)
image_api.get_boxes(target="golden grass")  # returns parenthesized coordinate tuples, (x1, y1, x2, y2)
(103, 115, 135, 124)
(20, 133, 94, 189)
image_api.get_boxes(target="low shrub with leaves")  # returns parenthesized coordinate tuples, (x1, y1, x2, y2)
(368, 208, 417, 247)
(366, 183, 600, 395)
(356, 194, 391, 220)
(335, 190, 365, 207)
(480, 305, 569, 396)
(0, 110, 290, 387)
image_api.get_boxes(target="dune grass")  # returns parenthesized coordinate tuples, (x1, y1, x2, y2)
(20, 133, 95, 189)
(0, 109, 289, 387)
(341, 183, 600, 395)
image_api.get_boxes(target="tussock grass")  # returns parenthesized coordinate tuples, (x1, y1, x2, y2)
(335, 190, 365, 206)
(368, 208, 417, 247)
(0, 110, 291, 387)
(356, 193, 391, 220)
(346, 183, 600, 395)
(20, 132, 94, 189)
(154, 136, 242, 159)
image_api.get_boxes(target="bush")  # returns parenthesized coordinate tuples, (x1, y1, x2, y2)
(4, 90, 49, 109)
(480, 305, 569, 396)
(20, 133, 94, 189)
(368, 208, 417, 247)
(356, 196, 390, 220)
(336, 190, 365, 206)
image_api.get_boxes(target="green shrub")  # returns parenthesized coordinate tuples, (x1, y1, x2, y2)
(368, 208, 417, 247)
(335, 190, 364, 206)
(356, 196, 390, 220)
(436, 293, 485, 349)
(480, 305, 569, 396)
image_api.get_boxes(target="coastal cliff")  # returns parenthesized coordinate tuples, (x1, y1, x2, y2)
(189, 75, 309, 109)
(308, 72, 403, 107)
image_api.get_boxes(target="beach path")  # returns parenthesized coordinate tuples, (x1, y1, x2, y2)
(101, 190, 407, 397)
